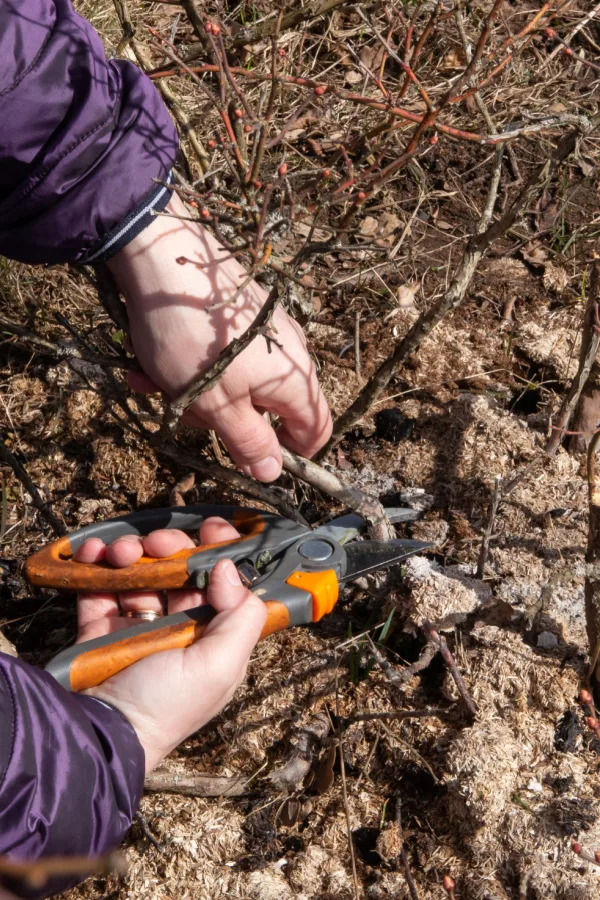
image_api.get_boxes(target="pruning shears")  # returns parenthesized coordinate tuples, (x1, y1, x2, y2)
(25, 505, 430, 692)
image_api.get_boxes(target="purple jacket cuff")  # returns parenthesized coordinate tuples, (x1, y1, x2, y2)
(0, 0, 179, 265)
(0, 654, 144, 898)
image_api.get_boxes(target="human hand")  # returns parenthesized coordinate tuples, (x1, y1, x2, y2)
(108, 193, 332, 482)
(73, 517, 266, 772)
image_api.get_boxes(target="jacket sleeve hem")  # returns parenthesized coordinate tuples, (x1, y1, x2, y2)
(82, 172, 174, 264)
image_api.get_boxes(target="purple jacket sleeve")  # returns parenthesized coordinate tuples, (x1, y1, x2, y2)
(0, 653, 145, 898)
(0, 0, 179, 265)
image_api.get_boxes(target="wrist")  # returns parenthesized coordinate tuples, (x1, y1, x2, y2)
(86, 688, 169, 773)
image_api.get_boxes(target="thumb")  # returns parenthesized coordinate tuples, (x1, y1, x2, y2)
(183, 559, 266, 677)
(207, 558, 259, 614)
(203, 402, 283, 482)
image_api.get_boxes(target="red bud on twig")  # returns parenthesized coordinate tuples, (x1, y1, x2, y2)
(278, 49, 286, 58)
(314, 85, 327, 96)
(322, 168, 331, 178)
(244, 124, 252, 133)
(580, 689, 593, 705)
(356, 191, 366, 202)
(430, 134, 439, 145)
(207, 139, 217, 149)
(200, 208, 211, 219)
(572, 841, 582, 855)
(278, 162, 288, 177)
(234, 109, 244, 119)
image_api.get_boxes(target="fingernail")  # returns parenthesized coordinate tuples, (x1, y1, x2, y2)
(250, 456, 281, 482)
(223, 560, 242, 586)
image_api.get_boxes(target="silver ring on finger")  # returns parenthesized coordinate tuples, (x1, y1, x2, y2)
(122, 610, 162, 621)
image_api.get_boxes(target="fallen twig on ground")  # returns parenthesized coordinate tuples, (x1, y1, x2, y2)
(585, 429, 600, 693)
(144, 770, 251, 797)
(396, 797, 420, 900)
(423, 621, 477, 718)
(268, 713, 330, 791)
(334, 677, 361, 900)
(0, 440, 65, 537)
(341, 708, 444, 727)
(546, 264, 600, 454)
(476, 474, 503, 579)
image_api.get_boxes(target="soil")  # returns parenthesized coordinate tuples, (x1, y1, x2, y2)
(2, 2, 600, 899)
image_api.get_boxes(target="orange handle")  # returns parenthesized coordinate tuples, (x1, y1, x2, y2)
(25, 512, 266, 591)
(67, 601, 291, 691)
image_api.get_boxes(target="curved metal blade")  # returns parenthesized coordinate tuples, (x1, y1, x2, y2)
(314, 508, 420, 545)
(342, 539, 432, 583)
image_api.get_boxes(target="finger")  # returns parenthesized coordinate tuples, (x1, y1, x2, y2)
(270, 372, 333, 458)
(165, 520, 241, 612)
(204, 402, 283, 482)
(73, 538, 107, 564)
(142, 528, 195, 558)
(199, 516, 241, 545)
(206, 558, 257, 614)
(77, 591, 122, 641)
(106, 535, 144, 568)
(128, 370, 160, 394)
(127, 371, 211, 429)
(167, 587, 206, 614)
(183, 561, 266, 679)
(118, 590, 165, 617)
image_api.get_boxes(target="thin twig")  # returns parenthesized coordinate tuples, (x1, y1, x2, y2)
(423, 621, 477, 718)
(354, 311, 362, 379)
(281, 447, 394, 540)
(323, 143, 505, 453)
(0, 440, 65, 537)
(397, 797, 419, 900)
(334, 673, 361, 900)
(546, 264, 600, 454)
(162, 281, 282, 432)
(144, 770, 250, 797)
(341, 708, 443, 727)
(476, 474, 503, 579)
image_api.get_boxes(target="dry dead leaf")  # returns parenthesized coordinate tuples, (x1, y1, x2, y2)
(543, 262, 568, 293)
(521, 243, 549, 266)
(345, 69, 363, 85)
(436, 219, 453, 231)
(314, 744, 336, 794)
(440, 47, 468, 70)
(578, 156, 595, 177)
(0, 630, 17, 657)
(397, 283, 419, 308)
(294, 221, 332, 242)
(359, 215, 379, 237)
(360, 44, 386, 71)
(379, 211, 402, 233)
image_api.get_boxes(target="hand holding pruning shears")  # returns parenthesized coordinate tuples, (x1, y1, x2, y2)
(26, 505, 428, 772)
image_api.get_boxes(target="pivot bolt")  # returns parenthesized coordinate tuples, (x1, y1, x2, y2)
(298, 539, 334, 562)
